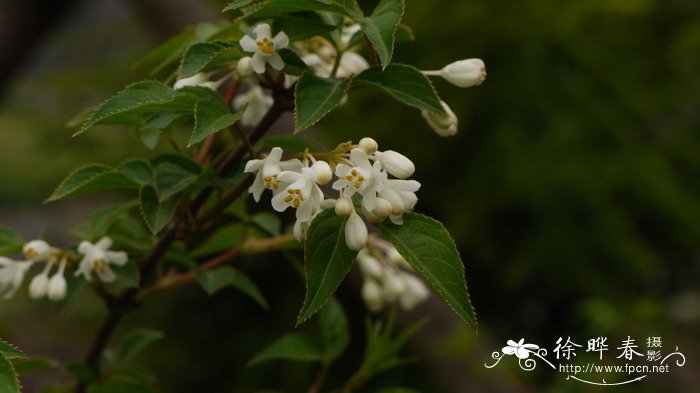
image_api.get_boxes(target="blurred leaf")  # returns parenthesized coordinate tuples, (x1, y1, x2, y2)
(134, 28, 196, 78)
(294, 72, 352, 132)
(110, 261, 140, 289)
(90, 377, 156, 393)
(251, 212, 282, 236)
(222, 0, 254, 12)
(379, 212, 476, 327)
(118, 159, 155, 187)
(353, 64, 445, 114)
(359, 316, 426, 380)
(190, 97, 246, 146)
(0, 355, 20, 393)
(357, 0, 405, 68)
(117, 329, 164, 363)
(229, 268, 269, 309)
(154, 162, 200, 202)
(46, 164, 138, 202)
(139, 186, 178, 235)
(272, 13, 338, 42)
(65, 362, 96, 382)
(318, 297, 349, 361)
(247, 333, 323, 367)
(190, 223, 246, 258)
(297, 209, 358, 325)
(12, 357, 60, 376)
(196, 266, 236, 295)
(151, 154, 203, 174)
(395, 24, 414, 42)
(0, 339, 25, 360)
(0, 228, 23, 255)
(178, 41, 244, 78)
(278, 48, 311, 76)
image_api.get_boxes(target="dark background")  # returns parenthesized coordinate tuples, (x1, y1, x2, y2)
(0, 0, 698, 392)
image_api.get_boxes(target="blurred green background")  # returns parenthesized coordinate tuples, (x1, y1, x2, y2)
(1, 0, 699, 392)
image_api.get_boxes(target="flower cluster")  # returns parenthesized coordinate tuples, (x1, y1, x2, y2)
(0, 237, 128, 302)
(357, 237, 430, 312)
(245, 138, 420, 251)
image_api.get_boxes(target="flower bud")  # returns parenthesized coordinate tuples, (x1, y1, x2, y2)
(28, 272, 49, 299)
(344, 210, 368, 251)
(440, 58, 486, 88)
(23, 240, 52, 261)
(422, 100, 458, 137)
(383, 273, 406, 302)
(361, 280, 384, 312)
(398, 274, 430, 310)
(310, 160, 333, 185)
(373, 197, 393, 219)
(237, 56, 254, 77)
(377, 150, 415, 179)
(358, 137, 378, 155)
(174, 73, 210, 90)
(357, 251, 384, 279)
(47, 273, 67, 301)
(335, 197, 354, 217)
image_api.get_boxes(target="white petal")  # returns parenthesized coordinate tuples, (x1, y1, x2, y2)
(271, 192, 289, 212)
(273, 31, 289, 49)
(502, 346, 517, 355)
(106, 251, 128, 266)
(244, 158, 264, 173)
(98, 267, 117, 283)
(249, 173, 265, 202)
(267, 52, 285, 71)
(240, 35, 258, 52)
(279, 159, 303, 171)
(251, 53, 267, 74)
(253, 23, 272, 39)
(95, 237, 113, 250)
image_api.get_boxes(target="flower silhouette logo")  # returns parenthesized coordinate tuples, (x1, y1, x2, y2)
(502, 339, 540, 359)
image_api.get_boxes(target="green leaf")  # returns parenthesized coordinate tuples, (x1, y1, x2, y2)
(278, 48, 311, 76)
(64, 362, 96, 382)
(0, 339, 25, 360)
(378, 212, 476, 327)
(13, 357, 60, 376)
(395, 24, 415, 42)
(90, 378, 156, 393)
(229, 269, 269, 309)
(0, 228, 23, 255)
(247, 333, 323, 367)
(357, 0, 405, 68)
(118, 329, 164, 363)
(139, 186, 178, 235)
(297, 209, 358, 325)
(151, 154, 203, 174)
(222, 0, 254, 12)
(47, 164, 138, 202)
(353, 64, 445, 114)
(251, 212, 282, 236)
(154, 163, 200, 202)
(190, 224, 246, 258)
(0, 355, 20, 393)
(318, 297, 349, 361)
(190, 98, 246, 146)
(178, 41, 244, 78)
(273, 13, 338, 42)
(195, 266, 237, 295)
(359, 316, 426, 380)
(119, 159, 155, 187)
(241, 0, 359, 18)
(294, 72, 352, 132)
(76, 81, 194, 136)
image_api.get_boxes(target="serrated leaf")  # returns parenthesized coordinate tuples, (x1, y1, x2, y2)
(190, 224, 246, 258)
(248, 333, 324, 367)
(190, 98, 246, 146)
(178, 41, 244, 78)
(378, 212, 476, 327)
(119, 159, 155, 187)
(222, 0, 254, 12)
(151, 154, 203, 174)
(0, 355, 20, 393)
(13, 357, 60, 376)
(118, 329, 164, 363)
(241, 0, 358, 18)
(353, 64, 445, 114)
(318, 297, 349, 361)
(47, 164, 138, 202)
(76, 81, 194, 136)
(139, 186, 178, 235)
(0, 228, 23, 255)
(278, 48, 311, 76)
(357, 0, 404, 68)
(0, 339, 25, 360)
(273, 13, 338, 42)
(297, 209, 358, 324)
(154, 163, 200, 202)
(294, 72, 352, 132)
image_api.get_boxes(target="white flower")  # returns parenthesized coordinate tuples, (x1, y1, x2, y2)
(245, 147, 303, 202)
(332, 148, 381, 201)
(23, 239, 53, 261)
(398, 273, 430, 310)
(344, 209, 368, 251)
(357, 249, 384, 279)
(271, 166, 324, 223)
(47, 259, 67, 301)
(424, 58, 486, 88)
(75, 237, 128, 282)
(173, 73, 221, 90)
(28, 262, 51, 299)
(422, 100, 458, 137)
(233, 85, 274, 128)
(0, 257, 32, 299)
(378, 179, 420, 224)
(239, 23, 289, 74)
(502, 339, 539, 359)
(375, 150, 415, 179)
(361, 279, 383, 312)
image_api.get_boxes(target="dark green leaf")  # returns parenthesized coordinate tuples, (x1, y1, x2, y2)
(118, 329, 164, 363)
(357, 0, 405, 68)
(13, 357, 60, 376)
(353, 64, 445, 114)
(0, 228, 23, 255)
(318, 297, 349, 361)
(190, 224, 246, 258)
(65, 362, 96, 382)
(251, 212, 282, 236)
(241, 0, 359, 18)
(379, 212, 476, 327)
(229, 269, 269, 309)
(46, 164, 138, 202)
(196, 266, 237, 295)
(297, 209, 358, 324)
(222, 0, 254, 12)
(139, 186, 178, 235)
(0, 340, 25, 360)
(247, 333, 323, 367)
(178, 41, 244, 78)
(190, 98, 246, 146)
(151, 154, 203, 174)
(278, 48, 311, 76)
(0, 355, 20, 393)
(119, 159, 155, 187)
(294, 72, 352, 132)
(273, 13, 338, 42)
(395, 24, 414, 42)
(154, 163, 200, 202)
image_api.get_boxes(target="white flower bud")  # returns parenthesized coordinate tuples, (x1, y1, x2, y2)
(174, 73, 212, 90)
(398, 274, 430, 310)
(440, 58, 486, 88)
(358, 137, 378, 155)
(23, 240, 52, 261)
(237, 56, 254, 77)
(422, 100, 458, 137)
(28, 270, 49, 299)
(47, 273, 67, 302)
(357, 250, 384, 279)
(344, 210, 368, 251)
(377, 150, 415, 179)
(373, 197, 393, 219)
(335, 197, 354, 217)
(383, 273, 406, 302)
(361, 280, 384, 312)
(310, 160, 332, 185)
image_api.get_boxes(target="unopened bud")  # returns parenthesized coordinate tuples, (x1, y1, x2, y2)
(335, 197, 354, 217)
(311, 160, 332, 185)
(440, 58, 486, 88)
(362, 280, 384, 312)
(373, 197, 393, 218)
(422, 100, 458, 137)
(344, 210, 368, 251)
(358, 137, 378, 155)
(377, 150, 415, 179)
(237, 56, 254, 77)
